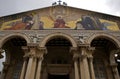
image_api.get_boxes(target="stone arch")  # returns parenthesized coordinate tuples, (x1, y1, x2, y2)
(0, 33, 31, 48)
(87, 33, 120, 48)
(39, 32, 77, 47)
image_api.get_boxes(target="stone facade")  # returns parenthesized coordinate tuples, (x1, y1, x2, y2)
(0, 5, 120, 79)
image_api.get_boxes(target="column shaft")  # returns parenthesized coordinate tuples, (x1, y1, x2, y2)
(25, 58, 33, 79)
(79, 58, 85, 79)
(88, 57, 95, 79)
(36, 58, 43, 79)
(20, 59, 27, 79)
(74, 59, 80, 79)
(30, 58, 37, 79)
(83, 57, 90, 79)
(81, 47, 90, 79)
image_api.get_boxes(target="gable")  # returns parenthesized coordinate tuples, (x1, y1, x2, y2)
(0, 5, 119, 31)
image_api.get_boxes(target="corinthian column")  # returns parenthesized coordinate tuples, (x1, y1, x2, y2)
(81, 47, 90, 79)
(87, 47, 95, 79)
(25, 44, 37, 79)
(20, 46, 29, 79)
(70, 47, 80, 79)
(36, 47, 47, 79)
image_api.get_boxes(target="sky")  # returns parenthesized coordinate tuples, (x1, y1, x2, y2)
(0, 0, 120, 17)
(0, 0, 120, 71)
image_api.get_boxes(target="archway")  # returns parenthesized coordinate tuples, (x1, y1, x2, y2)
(0, 36, 27, 79)
(91, 37, 119, 79)
(39, 33, 77, 48)
(41, 36, 74, 79)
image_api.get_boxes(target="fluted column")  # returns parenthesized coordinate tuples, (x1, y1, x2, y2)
(25, 44, 37, 79)
(87, 47, 95, 79)
(81, 47, 90, 79)
(70, 47, 80, 79)
(111, 63, 120, 79)
(36, 47, 47, 79)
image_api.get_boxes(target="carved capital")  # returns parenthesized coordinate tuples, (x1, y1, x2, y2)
(27, 43, 38, 48)
(38, 47, 47, 54)
(70, 47, 78, 53)
(22, 46, 30, 58)
(87, 47, 95, 52)
(70, 47, 80, 60)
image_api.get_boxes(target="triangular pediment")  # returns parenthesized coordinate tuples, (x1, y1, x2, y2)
(0, 5, 120, 31)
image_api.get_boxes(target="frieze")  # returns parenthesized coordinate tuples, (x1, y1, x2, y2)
(0, 30, 120, 45)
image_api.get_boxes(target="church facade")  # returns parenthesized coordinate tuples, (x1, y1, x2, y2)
(0, 3, 120, 79)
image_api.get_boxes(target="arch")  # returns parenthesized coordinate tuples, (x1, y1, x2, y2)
(0, 33, 31, 48)
(39, 32, 77, 47)
(87, 33, 120, 48)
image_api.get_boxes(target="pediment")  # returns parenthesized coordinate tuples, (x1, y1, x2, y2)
(0, 5, 120, 31)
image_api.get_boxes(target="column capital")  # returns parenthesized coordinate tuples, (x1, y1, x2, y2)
(22, 46, 29, 52)
(27, 43, 38, 48)
(22, 46, 30, 58)
(70, 47, 80, 60)
(70, 47, 78, 53)
(38, 47, 47, 54)
(87, 47, 95, 52)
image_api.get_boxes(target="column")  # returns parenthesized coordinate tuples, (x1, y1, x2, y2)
(36, 57, 43, 79)
(36, 47, 47, 79)
(111, 63, 120, 79)
(88, 56, 95, 79)
(87, 47, 95, 79)
(81, 47, 90, 79)
(79, 57, 84, 79)
(20, 46, 29, 79)
(25, 44, 37, 79)
(20, 58, 27, 79)
(70, 47, 80, 79)
(74, 57, 80, 79)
